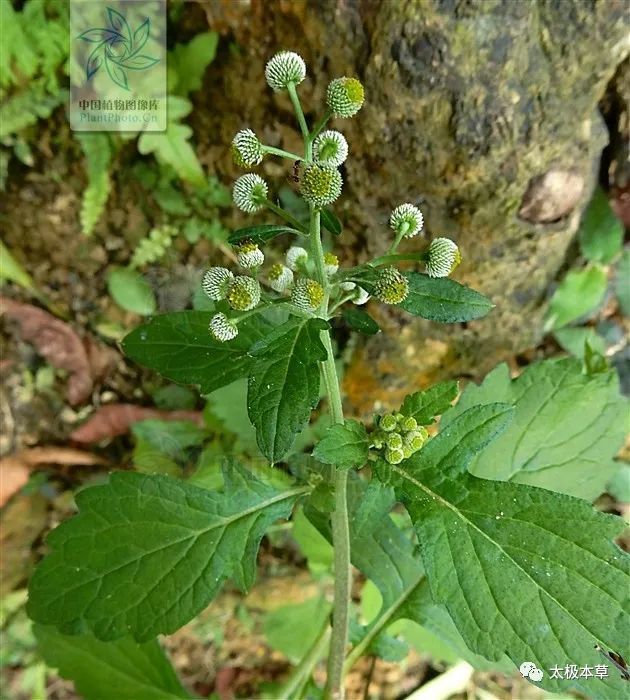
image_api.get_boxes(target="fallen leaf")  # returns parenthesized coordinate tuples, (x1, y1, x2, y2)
(0, 297, 114, 405)
(0, 461, 29, 507)
(70, 405, 203, 443)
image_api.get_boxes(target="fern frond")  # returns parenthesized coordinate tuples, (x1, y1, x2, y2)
(76, 133, 112, 236)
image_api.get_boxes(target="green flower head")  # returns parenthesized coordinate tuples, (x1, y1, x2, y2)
(209, 312, 238, 342)
(286, 246, 308, 271)
(233, 174, 268, 213)
(231, 129, 264, 167)
(389, 203, 424, 239)
(268, 263, 294, 293)
(385, 447, 404, 465)
(227, 276, 261, 311)
(374, 266, 409, 305)
(426, 238, 462, 278)
(202, 267, 233, 301)
(301, 164, 343, 207)
(313, 130, 348, 167)
(326, 77, 365, 118)
(265, 51, 306, 91)
(234, 240, 264, 269)
(291, 278, 325, 312)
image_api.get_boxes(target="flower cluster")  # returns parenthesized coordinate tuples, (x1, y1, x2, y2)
(374, 266, 409, 305)
(370, 412, 429, 465)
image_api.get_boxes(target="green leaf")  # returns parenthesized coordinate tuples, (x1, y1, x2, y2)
(442, 358, 628, 500)
(390, 406, 630, 698)
(321, 209, 342, 236)
(34, 625, 190, 700)
(607, 466, 630, 503)
(138, 121, 204, 185)
(0, 239, 34, 290)
(107, 267, 156, 315)
(131, 420, 205, 459)
(400, 273, 494, 323)
(578, 187, 623, 264)
(312, 420, 369, 469)
(248, 318, 328, 462)
(27, 467, 305, 641)
(341, 308, 380, 335)
(291, 507, 333, 574)
(263, 597, 331, 663)
(615, 248, 630, 316)
(122, 311, 271, 394)
(553, 327, 606, 359)
(76, 133, 112, 236)
(228, 224, 304, 246)
(152, 385, 197, 411)
(400, 381, 459, 425)
(545, 265, 608, 330)
(169, 32, 218, 97)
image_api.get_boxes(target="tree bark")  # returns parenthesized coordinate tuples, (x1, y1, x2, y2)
(195, 0, 629, 408)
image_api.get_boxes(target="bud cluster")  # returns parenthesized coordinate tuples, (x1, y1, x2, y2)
(370, 413, 429, 465)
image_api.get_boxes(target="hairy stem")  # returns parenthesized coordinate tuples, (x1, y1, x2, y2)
(278, 620, 331, 700)
(262, 144, 303, 161)
(288, 82, 310, 151)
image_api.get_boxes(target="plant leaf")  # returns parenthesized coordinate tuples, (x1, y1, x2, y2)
(263, 597, 331, 663)
(0, 240, 34, 290)
(248, 318, 328, 462)
(400, 381, 459, 425)
(122, 311, 271, 394)
(578, 187, 623, 264)
(400, 273, 494, 323)
(442, 358, 628, 500)
(107, 267, 156, 315)
(122, 54, 160, 70)
(321, 209, 342, 236)
(138, 122, 204, 185)
(341, 308, 380, 335)
(228, 224, 304, 245)
(615, 248, 630, 316)
(34, 625, 190, 700)
(312, 420, 369, 469)
(545, 265, 608, 330)
(132, 18, 150, 54)
(27, 467, 305, 641)
(104, 53, 129, 91)
(391, 408, 630, 697)
(169, 32, 218, 97)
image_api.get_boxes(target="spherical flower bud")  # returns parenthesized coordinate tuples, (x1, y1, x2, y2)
(380, 414, 397, 432)
(231, 129, 264, 167)
(326, 77, 365, 118)
(400, 416, 418, 432)
(371, 430, 386, 450)
(386, 432, 403, 450)
(374, 266, 409, 305)
(402, 445, 414, 459)
(324, 252, 339, 276)
(340, 281, 356, 292)
(202, 267, 233, 301)
(404, 427, 429, 452)
(227, 276, 261, 311)
(233, 173, 268, 213)
(268, 263, 294, 292)
(286, 246, 308, 271)
(234, 240, 264, 269)
(426, 238, 462, 278)
(352, 286, 370, 305)
(291, 278, 325, 312)
(385, 448, 404, 465)
(209, 313, 238, 342)
(301, 164, 343, 207)
(389, 203, 424, 239)
(313, 130, 348, 167)
(265, 51, 306, 91)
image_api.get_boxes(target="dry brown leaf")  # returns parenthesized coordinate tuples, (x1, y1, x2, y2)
(70, 404, 203, 443)
(0, 461, 30, 507)
(0, 297, 114, 405)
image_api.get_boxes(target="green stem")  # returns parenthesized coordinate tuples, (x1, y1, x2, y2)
(262, 145, 303, 161)
(369, 251, 429, 267)
(263, 199, 308, 233)
(329, 293, 355, 314)
(287, 82, 310, 153)
(278, 621, 331, 700)
(310, 108, 333, 143)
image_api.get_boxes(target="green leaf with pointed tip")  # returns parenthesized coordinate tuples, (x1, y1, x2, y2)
(578, 187, 623, 264)
(321, 209, 342, 236)
(312, 420, 369, 469)
(341, 308, 380, 335)
(34, 625, 190, 700)
(400, 381, 459, 425)
(391, 405, 630, 699)
(108, 267, 156, 316)
(138, 120, 204, 185)
(122, 311, 271, 395)
(248, 317, 328, 462)
(27, 467, 305, 641)
(400, 273, 494, 323)
(545, 265, 607, 330)
(228, 224, 304, 245)
(442, 358, 628, 500)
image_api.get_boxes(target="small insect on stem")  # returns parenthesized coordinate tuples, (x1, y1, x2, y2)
(287, 160, 302, 184)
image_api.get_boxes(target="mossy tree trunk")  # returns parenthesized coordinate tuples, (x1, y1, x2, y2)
(197, 0, 629, 407)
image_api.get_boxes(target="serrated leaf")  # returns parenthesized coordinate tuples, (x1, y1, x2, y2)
(400, 273, 494, 323)
(390, 410, 630, 697)
(228, 224, 304, 245)
(107, 267, 156, 315)
(77, 132, 112, 236)
(400, 381, 459, 425)
(341, 308, 380, 335)
(122, 311, 271, 394)
(34, 625, 190, 700)
(138, 120, 204, 185)
(169, 32, 218, 97)
(442, 358, 628, 500)
(312, 420, 369, 469)
(248, 318, 328, 462)
(321, 209, 342, 236)
(553, 327, 606, 359)
(578, 187, 623, 264)
(545, 265, 608, 330)
(27, 467, 305, 641)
